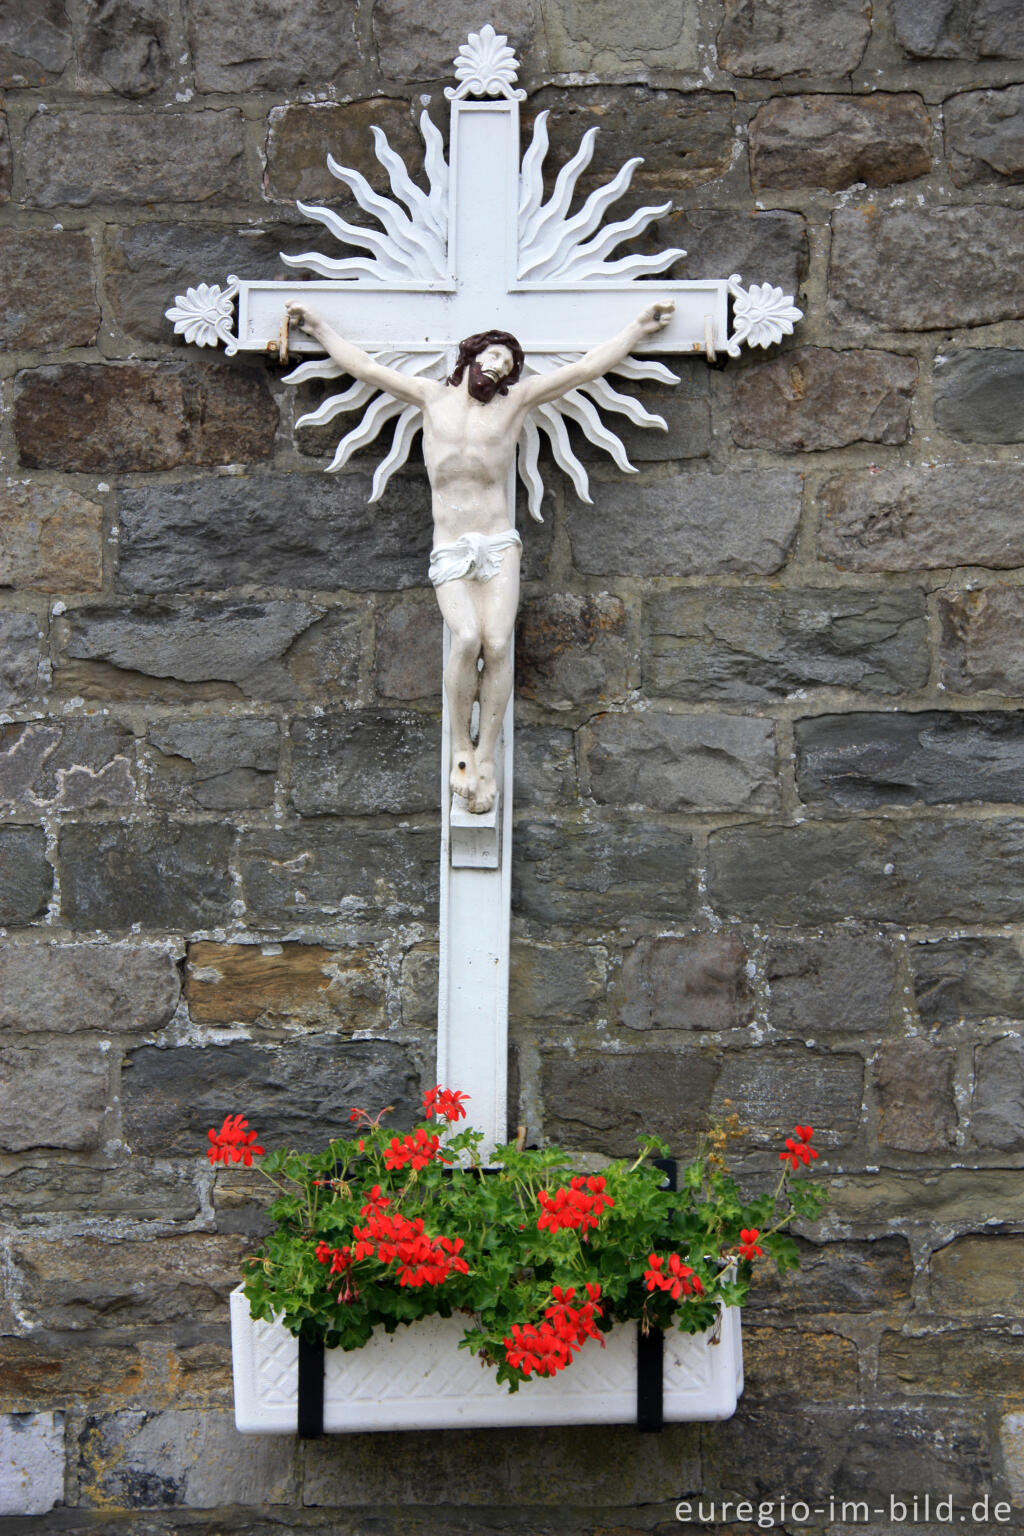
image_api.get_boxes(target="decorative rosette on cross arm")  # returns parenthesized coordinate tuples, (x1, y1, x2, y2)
(165, 278, 241, 353)
(724, 276, 803, 357)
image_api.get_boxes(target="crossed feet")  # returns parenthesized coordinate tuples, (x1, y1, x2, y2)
(450, 746, 497, 815)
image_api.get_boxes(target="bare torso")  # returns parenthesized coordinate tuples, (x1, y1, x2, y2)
(419, 380, 524, 543)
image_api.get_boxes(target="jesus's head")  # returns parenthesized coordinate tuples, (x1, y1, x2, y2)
(448, 330, 524, 402)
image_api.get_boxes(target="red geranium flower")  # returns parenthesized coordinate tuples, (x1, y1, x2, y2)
(779, 1124, 818, 1170)
(206, 1113, 265, 1167)
(644, 1252, 703, 1301)
(422, 1084, 470, 1123)
(738, 1227, 763, 1261)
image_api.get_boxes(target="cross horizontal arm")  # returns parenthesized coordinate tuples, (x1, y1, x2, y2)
(234, 278, 729, 358)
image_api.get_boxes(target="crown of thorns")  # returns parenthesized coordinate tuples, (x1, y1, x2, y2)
(448, 330, 525, 392)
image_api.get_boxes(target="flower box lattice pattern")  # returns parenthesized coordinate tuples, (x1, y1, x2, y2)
(230, 1286, 743, 1433)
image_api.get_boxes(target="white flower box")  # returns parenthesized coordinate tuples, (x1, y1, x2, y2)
(230, 1285, 743, 1434)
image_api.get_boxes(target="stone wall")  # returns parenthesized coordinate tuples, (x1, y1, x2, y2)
(2, 0, 1024, 1529)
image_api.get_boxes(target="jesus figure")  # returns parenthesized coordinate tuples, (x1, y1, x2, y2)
(286, 299, 675, 814)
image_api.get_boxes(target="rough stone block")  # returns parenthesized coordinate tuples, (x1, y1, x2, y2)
(541, 0, 699, 74)
(187, 0, 356, 90)
(540, 1047, 719, 1155)
(830, 205, 1024, 331)
(399, 944, 437, 1031)
(0, 941, 178, 1034)
(828, 1167, 1024, 1230)
(264, 99, 424, 202)
(946, 84, 1024, 186)
(121, 1038, 420, 1155)
(742, 1325, 859, 1400)
(973, 1034, 1024, 1149)
(795, 710, 1024, 809)
(939, 586, 1024, 694)
(1003, 1413, 1024, 1505)
(516, 594, 629, 713)
(751, 94, 930, 190)
(0, 1412, 64, 1517)
(713, 1047, 863, 1146)
(2, 1162, 198, 1226)
(0, 718, 135, 811)
(523, 87, 733, 194)
(289, 710, 439, 815)
(0, 1338, 218, 1414)
(239, 819, 437, 926)
(375, 598, 440, 701)
(745, 1235, 912, 1313)
(0, 827, 51, 926)
(934, 348, 1024, 443)
(146, 718, 278, 812)
(0, 612, 46, 710)
(0, 0, 71, 84)
(705, 1403, 991, 1506)
(117, 474, 431, 594)
(661, 208, 807, 298)
(582, 711, 778, 812)
(645, 585, 928, 702)
(0, 1040, 109, 1151)
(303, 1429, 491, 1506)
(732, 347, 916, 450)
(106, 220, 323, 345)
(875, 1038, 956, 1151)
(78, 1407, 296, 1508)
(77, 0, 172, 96)
(22, 107, 246, 206)
(513, 725, 578, 808)
(708, 817, 1024, 925)
(615, 933, 752, 1033)
(59, 819, 234, 930)
(372, 0, 537, 82)
(15, 362, 277, 473)
(879, 1329, 1024, 1397)
(513, 817, 699, 930)
(765, 929, 896, 1037)
(930, 1234, 1024, 1315)
(12, 1232, 248, 1330)
(0, 110, 10, 203)
(305, 1420, 702, 1508)
(819, 464, 1024, 571)
(284, 608, 364, 703)
(185, 940, 385, 1031)
(893, 0, 1024, 59)
(717, 0, 871, 75)
(509, 941, 606, 1024)
(911, 936, 1024, 1024)
(567, 470, 801, 578)
(0, 482, 104, 593)
(0, 231, 100, 351)
(59, 598, 322, 700)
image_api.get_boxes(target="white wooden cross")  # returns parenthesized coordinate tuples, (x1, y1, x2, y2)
(168, 26, 802, 1154)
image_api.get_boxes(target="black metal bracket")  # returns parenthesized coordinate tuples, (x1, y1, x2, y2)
(297, 1334, 325, 1438)
(637, 1156, 677, 1432)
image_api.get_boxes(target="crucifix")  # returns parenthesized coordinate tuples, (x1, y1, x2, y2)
(167, 25, 802, 1155)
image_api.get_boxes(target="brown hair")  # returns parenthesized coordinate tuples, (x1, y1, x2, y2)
(447, 330, 525, 393)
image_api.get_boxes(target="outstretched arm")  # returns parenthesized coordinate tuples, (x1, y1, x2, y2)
(515, 301, 675, 410)
(285, 302, 433, 409)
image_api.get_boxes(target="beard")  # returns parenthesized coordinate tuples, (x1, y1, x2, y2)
(466, 362, 502, 403)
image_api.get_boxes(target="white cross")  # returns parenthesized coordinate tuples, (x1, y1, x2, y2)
(168, 27, 801, 1154)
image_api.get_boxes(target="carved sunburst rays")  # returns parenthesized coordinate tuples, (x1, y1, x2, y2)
(283, 106, 683, 519)
(517, 110, 686, 283)
(287, 350, 449, 499)
(282, 109, 449, 283)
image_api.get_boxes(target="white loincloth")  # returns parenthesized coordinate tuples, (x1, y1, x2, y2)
(428, 528, 522, 587)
